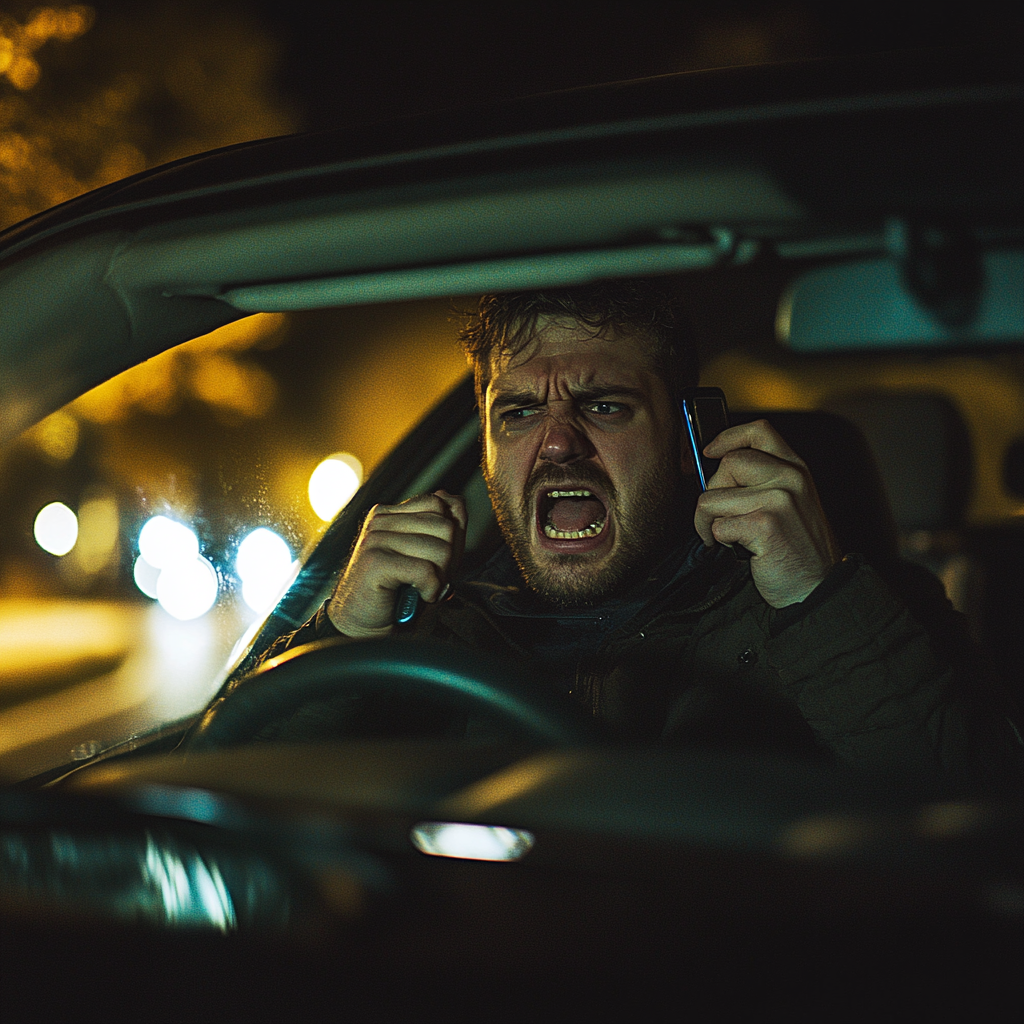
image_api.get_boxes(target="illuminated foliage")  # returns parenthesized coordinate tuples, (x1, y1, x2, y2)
(0, 3, 295, 228)
(1, 5, 297, 426)
(0, 5, 91, 90)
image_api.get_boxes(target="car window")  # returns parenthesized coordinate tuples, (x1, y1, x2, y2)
(1, 261, 1022, 782)
(0, 299, 469, 780)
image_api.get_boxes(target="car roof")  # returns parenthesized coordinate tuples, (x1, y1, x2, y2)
(0, 46, 1020, 443)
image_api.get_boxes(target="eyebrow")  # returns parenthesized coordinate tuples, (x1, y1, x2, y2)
(490, 384, 647, 410)
(489, 387, 541, 410)
(571, 385, 647, 403)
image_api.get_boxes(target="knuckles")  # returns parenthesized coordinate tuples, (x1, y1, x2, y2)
(707, 449, 811, 498)
(363, 508, 459, 543)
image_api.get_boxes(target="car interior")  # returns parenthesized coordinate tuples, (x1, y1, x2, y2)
(0, 48, 1021, 1021)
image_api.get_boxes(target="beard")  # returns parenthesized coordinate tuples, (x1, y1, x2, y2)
(484, 457, 688, 608)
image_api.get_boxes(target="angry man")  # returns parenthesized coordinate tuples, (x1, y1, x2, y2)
(260, 279, 1021, 787)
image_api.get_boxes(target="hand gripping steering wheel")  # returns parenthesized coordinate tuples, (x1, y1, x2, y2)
(185, 636, 595, 752)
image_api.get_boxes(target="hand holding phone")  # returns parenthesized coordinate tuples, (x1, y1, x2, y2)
(680, 387, 753, 560)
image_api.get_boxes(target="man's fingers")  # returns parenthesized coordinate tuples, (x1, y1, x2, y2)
(363, 525, 454, 566)
(371, 491, 466, 584)
(703, 419, 803, 465)
(697, 473, 813, 535)
(375, 491, 459, 519)
(433, 490, 468, 532)
(693, 423, 839, 607)
(326, 491, 469, 637)
(704, 445, 804, 491)
(373, 492, 466, 547)
(695, 487, 779, 554)
(365, 507, 460, 543)
(362, 548, 449, 601)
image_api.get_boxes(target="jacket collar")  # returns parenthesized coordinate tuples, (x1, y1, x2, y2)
(457, 530, 741, 627)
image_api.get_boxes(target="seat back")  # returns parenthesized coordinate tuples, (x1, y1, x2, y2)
(820, 392, 973, 533)
(817, 391, 983, 633)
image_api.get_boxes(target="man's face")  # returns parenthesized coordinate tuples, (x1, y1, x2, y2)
(482, 318, 693, 606)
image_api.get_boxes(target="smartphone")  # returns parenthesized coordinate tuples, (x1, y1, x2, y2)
(680, 387, 752, 559)
(681, 387, 731, 491)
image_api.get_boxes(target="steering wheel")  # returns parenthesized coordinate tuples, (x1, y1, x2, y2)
(185, 636, 595, 752)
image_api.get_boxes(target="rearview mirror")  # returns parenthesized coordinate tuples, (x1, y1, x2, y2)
(777, 249, 1022, 351)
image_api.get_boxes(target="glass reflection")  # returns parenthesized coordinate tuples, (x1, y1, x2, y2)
(0, 826, 291, 931)
(410, 822, 535, 862)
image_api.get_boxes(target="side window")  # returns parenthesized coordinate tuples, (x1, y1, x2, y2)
(0, 300, 467, 779)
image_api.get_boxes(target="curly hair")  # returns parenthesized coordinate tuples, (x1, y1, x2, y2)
(458, 278, 699, 411)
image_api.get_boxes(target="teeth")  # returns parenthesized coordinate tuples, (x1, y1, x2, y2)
(542, 489, 605, 539)
(543, 521, 605, 540)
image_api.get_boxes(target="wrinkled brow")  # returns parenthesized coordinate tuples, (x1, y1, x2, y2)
(490, 383, 647, 409)
(488, 386, 540, 410)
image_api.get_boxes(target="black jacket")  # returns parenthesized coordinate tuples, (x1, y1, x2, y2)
(259, 535, 1022, 791)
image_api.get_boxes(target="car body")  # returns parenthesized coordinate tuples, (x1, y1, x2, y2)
(1, 47, 1021, 1021)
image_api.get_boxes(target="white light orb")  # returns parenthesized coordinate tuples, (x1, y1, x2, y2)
(138, 515, 199, 569)
(156, 556, 219, 621)
(235, 528, 295, 612)
(235, 528, 292, 583)
(241, 565, 297, 614)
(133, 555, 161, 599)
(308, 454, 362, 522)
(34, 502, 79, 556)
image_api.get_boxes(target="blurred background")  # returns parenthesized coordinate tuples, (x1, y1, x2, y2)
(1, 2, 1021, 777)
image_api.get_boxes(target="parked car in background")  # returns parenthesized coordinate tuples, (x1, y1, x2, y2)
(0, 46, 1021, 1021)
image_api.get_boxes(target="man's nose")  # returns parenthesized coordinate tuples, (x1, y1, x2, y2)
(539, 418, 592, 464)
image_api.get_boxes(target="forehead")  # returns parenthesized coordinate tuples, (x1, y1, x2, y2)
(486, 318, 660, 395)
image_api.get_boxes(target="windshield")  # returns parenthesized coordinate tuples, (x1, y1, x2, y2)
(0, 299, 469, 780)
(2, 263, 1022, 783)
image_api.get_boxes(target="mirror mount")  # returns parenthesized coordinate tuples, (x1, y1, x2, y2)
(885, 218, 982, 329)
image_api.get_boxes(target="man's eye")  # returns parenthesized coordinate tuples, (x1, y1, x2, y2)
(502, 407, 540, 420)
(586, 402, 624, 415)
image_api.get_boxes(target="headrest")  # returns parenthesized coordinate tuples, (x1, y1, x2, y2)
(820, 392, 973, 532)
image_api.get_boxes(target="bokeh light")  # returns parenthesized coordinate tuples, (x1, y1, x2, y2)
(156, 555, 219, 621)
(138, 515, 199, 569)
(134, 515, 219, 620)
(33, 501, 78, 556)
(26, 409, 79, 461)
(133, 555, 160, 599)
(0, 6, 93, 92)
(235, 528, 295, 612)
(73, 492, 119, 574)
(308, 453, 363, 521)
(1, 6, 295, 232)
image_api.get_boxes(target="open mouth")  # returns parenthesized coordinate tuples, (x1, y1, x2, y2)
(538, 488, 608, 540)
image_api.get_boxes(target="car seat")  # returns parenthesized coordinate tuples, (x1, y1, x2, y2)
(819, 391, 983, 633)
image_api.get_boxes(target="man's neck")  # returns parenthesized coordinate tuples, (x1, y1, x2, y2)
(466, 531, 705, 618)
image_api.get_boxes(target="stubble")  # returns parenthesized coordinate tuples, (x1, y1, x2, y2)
(484, 457, 687, 608)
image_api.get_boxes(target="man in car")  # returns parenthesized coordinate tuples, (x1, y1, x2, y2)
(266, 279, 1021, 786)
